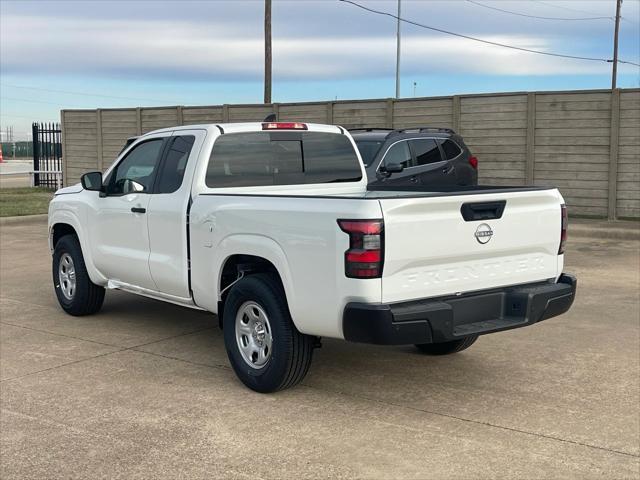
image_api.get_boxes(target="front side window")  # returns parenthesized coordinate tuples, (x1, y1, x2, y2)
(354, 140, 384, 167)
(107, 139, 163, 195)
(205, 132, 362, 188)
(156, 135, 195, 194)
(382, 141, 413, 169)
(410, 139, 442, 166)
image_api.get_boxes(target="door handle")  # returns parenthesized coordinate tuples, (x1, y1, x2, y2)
(410, 176, 418, 183)
(131, 207, 146, 214)
(460, 201, 506, 221)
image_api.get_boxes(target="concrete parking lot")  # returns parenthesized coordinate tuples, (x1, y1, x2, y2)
(1, 218, 638, 479)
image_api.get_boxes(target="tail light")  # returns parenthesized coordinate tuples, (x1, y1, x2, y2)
(469, 155, 478, 169)
(262, 122, 307, 130)
(338, 219, 384, 278)
(559, 204, 568, 254)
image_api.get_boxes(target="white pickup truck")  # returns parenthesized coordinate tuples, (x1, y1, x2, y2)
(49, 122, 576, 392)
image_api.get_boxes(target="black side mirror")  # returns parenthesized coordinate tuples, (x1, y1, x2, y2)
(81, 171, 103, 191)
(382, 163, 404, 174)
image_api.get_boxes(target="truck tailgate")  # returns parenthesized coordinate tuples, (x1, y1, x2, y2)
(379, 188, 563, 303)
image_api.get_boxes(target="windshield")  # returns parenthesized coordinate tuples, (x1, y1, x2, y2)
(354, 140, 384, 167)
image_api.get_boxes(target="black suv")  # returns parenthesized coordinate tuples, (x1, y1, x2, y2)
(350, 128, 478, 187)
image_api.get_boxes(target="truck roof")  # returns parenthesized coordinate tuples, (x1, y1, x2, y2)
(140, 122, 344, 137)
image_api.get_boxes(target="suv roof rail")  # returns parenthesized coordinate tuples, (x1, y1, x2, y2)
(391, 127, 456, 135)
(348, 127, 456, 138)
(347, 128, 395, 133)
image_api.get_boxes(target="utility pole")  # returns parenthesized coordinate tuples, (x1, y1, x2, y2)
(611, 0, 622, 89)
(395, 0, 401, 98)
(264, 0, 272, 104)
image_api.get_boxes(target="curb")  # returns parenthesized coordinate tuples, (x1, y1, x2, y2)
(0, 214, 48, 227)
(570, 227, 639, 241)
(569, 222, 639, 242)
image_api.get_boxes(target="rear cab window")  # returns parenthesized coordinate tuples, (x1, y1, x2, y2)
(205, 131, 362, 188)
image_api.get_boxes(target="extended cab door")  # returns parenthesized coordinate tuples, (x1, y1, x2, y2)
(90, 134, 171, 289)
(146, 130, 206, 298)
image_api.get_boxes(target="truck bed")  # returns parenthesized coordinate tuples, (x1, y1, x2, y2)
(363, 184, 555, 198)
(200, 185, 555, 200)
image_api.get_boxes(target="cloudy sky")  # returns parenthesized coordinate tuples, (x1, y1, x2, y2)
(1, 0, 639, 138)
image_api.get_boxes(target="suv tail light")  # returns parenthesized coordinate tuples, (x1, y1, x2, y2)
(469, 155, 478, 170)
(262, 122, 308, 130)
(338, 219, 384, 278)
(559, 204, 568, 254)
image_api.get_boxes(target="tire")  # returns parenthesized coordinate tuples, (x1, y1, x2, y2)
(223, 273, 314, 393)
(415, 335, 478, 355)
(52, 235, 105, 316)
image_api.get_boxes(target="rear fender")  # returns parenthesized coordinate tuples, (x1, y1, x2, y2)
(210, 234, 297, 324)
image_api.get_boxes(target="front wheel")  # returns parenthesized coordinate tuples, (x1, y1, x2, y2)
(415, 335, 478, 355)
(223, 273, 314, 393)
(52, 235, 105, 316)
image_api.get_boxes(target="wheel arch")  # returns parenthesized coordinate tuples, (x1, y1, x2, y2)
(217, 254, 287, 328)
(207, 234, 296, 329)
(48, 209, 107, 286)
(51, 222, 78, 248)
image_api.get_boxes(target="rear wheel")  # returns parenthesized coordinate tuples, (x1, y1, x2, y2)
(415, 335, 478, 355)
(223, 273, 314, 393)
(52, 235, 105, 316)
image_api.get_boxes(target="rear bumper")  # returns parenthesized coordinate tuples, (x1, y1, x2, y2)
(343, 273, 577, 345)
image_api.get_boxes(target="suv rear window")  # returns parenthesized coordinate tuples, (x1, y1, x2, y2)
(439, 139, 462, 160)
(206, 132, 362, 188)
(409, 139, 442, 165)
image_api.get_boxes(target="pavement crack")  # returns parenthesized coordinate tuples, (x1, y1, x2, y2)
(0, 348, 128, 383)
(130, 348, 231, 373)
(0, 296, 57, 310)
(0, 321, 121, 348)
(64, 345, 638, 460)
(0, 326, 216, 383)
(301, 385, 640, 460)
(128, 327, 215, 350)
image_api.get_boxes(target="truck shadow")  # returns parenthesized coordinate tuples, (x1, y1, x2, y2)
(97, 291, 527, 401)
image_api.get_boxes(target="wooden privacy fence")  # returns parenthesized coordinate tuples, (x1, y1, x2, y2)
(61, 88, 639, 219)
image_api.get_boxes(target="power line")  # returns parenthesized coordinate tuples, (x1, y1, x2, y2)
(531, 0, 608, 17)
(339, 0, 640, 67)
(0, 83, 174, 104)
(1, 96, 84, 107)
(531, 0, 638, 25)
(466, 0, 613, 21)
(0, 113, 53, 120)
